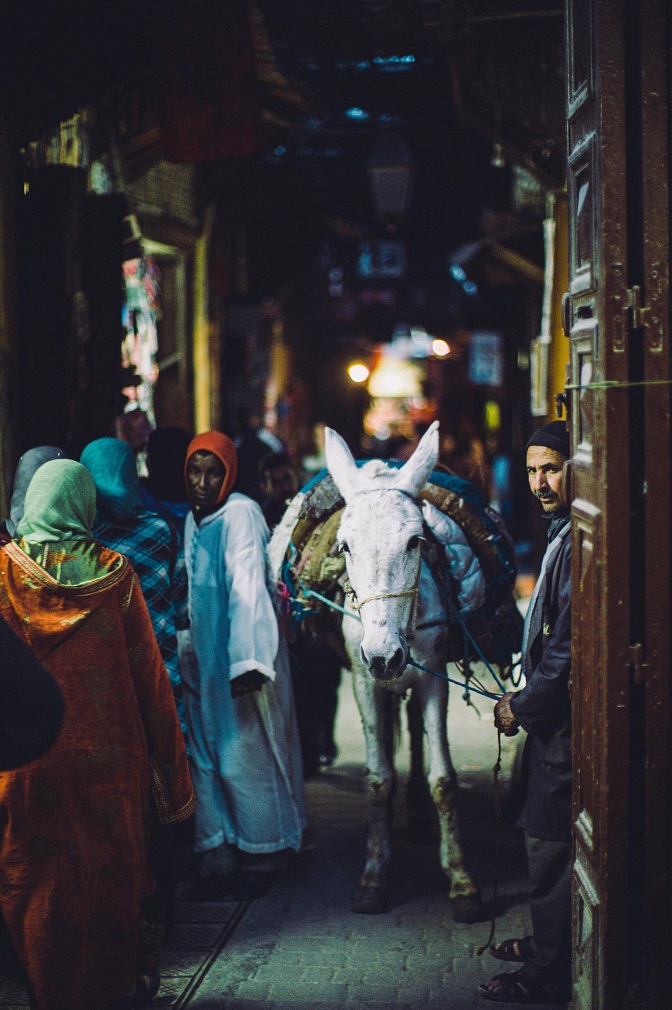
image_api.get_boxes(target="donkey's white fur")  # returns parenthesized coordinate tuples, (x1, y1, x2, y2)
(325, 420, 439, 503)
(324, 422, 480, 916)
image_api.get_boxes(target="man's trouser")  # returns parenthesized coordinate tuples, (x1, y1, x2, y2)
(523, 833, 572, 994)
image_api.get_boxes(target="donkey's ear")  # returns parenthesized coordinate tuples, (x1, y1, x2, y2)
(393, 420, 439, 497)
(324, 427, 360, 503)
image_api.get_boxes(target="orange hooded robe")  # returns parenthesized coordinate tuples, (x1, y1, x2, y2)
(0, 542, 194, 1010)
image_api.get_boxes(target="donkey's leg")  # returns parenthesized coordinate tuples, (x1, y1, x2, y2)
(406, 689, 433, 841)
(415, 669, 483, 922)
(350, 661, 395, 914)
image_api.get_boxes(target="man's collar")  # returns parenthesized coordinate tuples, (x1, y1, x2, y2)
(544, 507, 571, 542)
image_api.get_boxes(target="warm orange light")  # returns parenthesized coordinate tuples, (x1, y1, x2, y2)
(432, 339, 450, 357)
(367, 358, 422, 398)
(348, 363, 370, 383)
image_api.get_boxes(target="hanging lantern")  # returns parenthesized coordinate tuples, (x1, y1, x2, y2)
(367, 132, 414, 229)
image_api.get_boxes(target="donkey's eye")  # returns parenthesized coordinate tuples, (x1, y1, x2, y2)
(339, 541, 350, 555)
(407, 535, 421, 551)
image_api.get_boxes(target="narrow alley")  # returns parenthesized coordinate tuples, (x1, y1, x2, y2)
(1, 665, 528, 1010)
(0, 668, 527, 1010)
(177, 665, 526, 1010)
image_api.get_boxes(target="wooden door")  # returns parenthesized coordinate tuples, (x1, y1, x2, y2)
(565, 1, 671, 1007)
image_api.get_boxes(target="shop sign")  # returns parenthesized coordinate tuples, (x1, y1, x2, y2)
(357, 240, 407, 279)
(469, 330, 504, 387)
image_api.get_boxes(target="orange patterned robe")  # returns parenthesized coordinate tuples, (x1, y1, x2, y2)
(0, 542, 194, 1010)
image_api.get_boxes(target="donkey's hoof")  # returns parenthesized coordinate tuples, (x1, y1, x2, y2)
(352, 885, 388, 914)
(450, 894, 483, 923)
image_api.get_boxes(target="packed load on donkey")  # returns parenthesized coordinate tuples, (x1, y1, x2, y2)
(269, 422, 522, 920)
(269, 460, 523, 683)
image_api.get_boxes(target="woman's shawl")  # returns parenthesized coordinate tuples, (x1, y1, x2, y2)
(7, 446, 66, 537)
(80, 437, 145, 521)
(16, 459, 96, 544)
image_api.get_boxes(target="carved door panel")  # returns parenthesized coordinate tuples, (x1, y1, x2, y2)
(637, 5, 671, 1005)
(565, 2, 670, 1007)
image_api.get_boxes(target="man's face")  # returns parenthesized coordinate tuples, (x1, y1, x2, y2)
(116, 409, 153, 451)
(186, 451, 226, 514)
(526, 446, 568, 513)
(261, 464, 298, 503)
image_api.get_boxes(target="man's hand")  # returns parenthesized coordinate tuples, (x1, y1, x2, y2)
(494, 691, 520, 736)
(231, 670, 268, 698)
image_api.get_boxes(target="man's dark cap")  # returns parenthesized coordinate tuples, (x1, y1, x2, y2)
(525, 420, 570, 458)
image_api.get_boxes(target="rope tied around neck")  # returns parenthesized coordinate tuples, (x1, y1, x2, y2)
(353, 585, 419, 609)
(347, 547, 423, 642)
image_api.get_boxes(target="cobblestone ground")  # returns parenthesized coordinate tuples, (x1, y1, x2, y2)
(178, 667, 529, 1010)
(0, 667, 530, 1010)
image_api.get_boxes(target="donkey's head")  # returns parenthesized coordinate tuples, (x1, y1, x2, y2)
(325, 422, 439, 682)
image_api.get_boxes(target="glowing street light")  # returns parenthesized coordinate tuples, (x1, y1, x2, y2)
(348, 363, 370, 383)
(367, 357, 422, 398)
(432, 339, 450, 357)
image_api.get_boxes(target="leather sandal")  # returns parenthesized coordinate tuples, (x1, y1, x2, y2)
(489, 935, 535, 963)
(478, 969, 568, 1005)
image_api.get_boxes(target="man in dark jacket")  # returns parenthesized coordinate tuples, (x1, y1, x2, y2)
(478, 420, 572, 1006)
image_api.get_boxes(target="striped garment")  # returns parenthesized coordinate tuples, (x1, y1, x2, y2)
(93, 510, 187, 737)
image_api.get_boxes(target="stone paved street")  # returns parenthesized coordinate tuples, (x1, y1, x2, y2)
(173, 665, 528, 1009)
(0, 666, 530, 1010)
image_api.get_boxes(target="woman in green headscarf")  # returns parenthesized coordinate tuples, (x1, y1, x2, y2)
(0, 460, 194, 1010)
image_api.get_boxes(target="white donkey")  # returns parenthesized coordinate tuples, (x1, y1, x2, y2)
(320, 420, 483, 920)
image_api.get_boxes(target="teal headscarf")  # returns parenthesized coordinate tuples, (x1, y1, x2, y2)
(80, 437, 145, 522)
(16, 460, 96, 543)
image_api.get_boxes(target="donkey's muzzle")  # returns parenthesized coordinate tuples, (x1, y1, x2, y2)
(362, 644, 408, 682)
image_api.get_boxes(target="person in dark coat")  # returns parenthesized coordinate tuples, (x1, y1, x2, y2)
(257, 451, 342, 777)
(141, 426, 193, 541)
(258, 451, 299, 531)
(0, 616, 64, 771)
(0, 616, 65, 983)
(479, 420, 572, 1006)
(233, 408, 284, 504)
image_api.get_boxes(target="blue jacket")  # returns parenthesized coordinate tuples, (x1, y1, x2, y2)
(510, 517, 571, 841)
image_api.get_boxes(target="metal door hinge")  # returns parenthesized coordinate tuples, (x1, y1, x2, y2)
(626, 285, 648, 330)
(628, 642, 649, 686)
(555, 391, 567, 418)
(561, 291, 571, 338)
(626, 268, 665, 351)
(611, 263, 626, 352)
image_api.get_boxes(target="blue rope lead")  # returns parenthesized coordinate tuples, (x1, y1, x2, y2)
(408, 657, 503, 700)
(288, 584, 503, 701)
(436, 581, 508, 694)
(301, 586, 362, 622)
